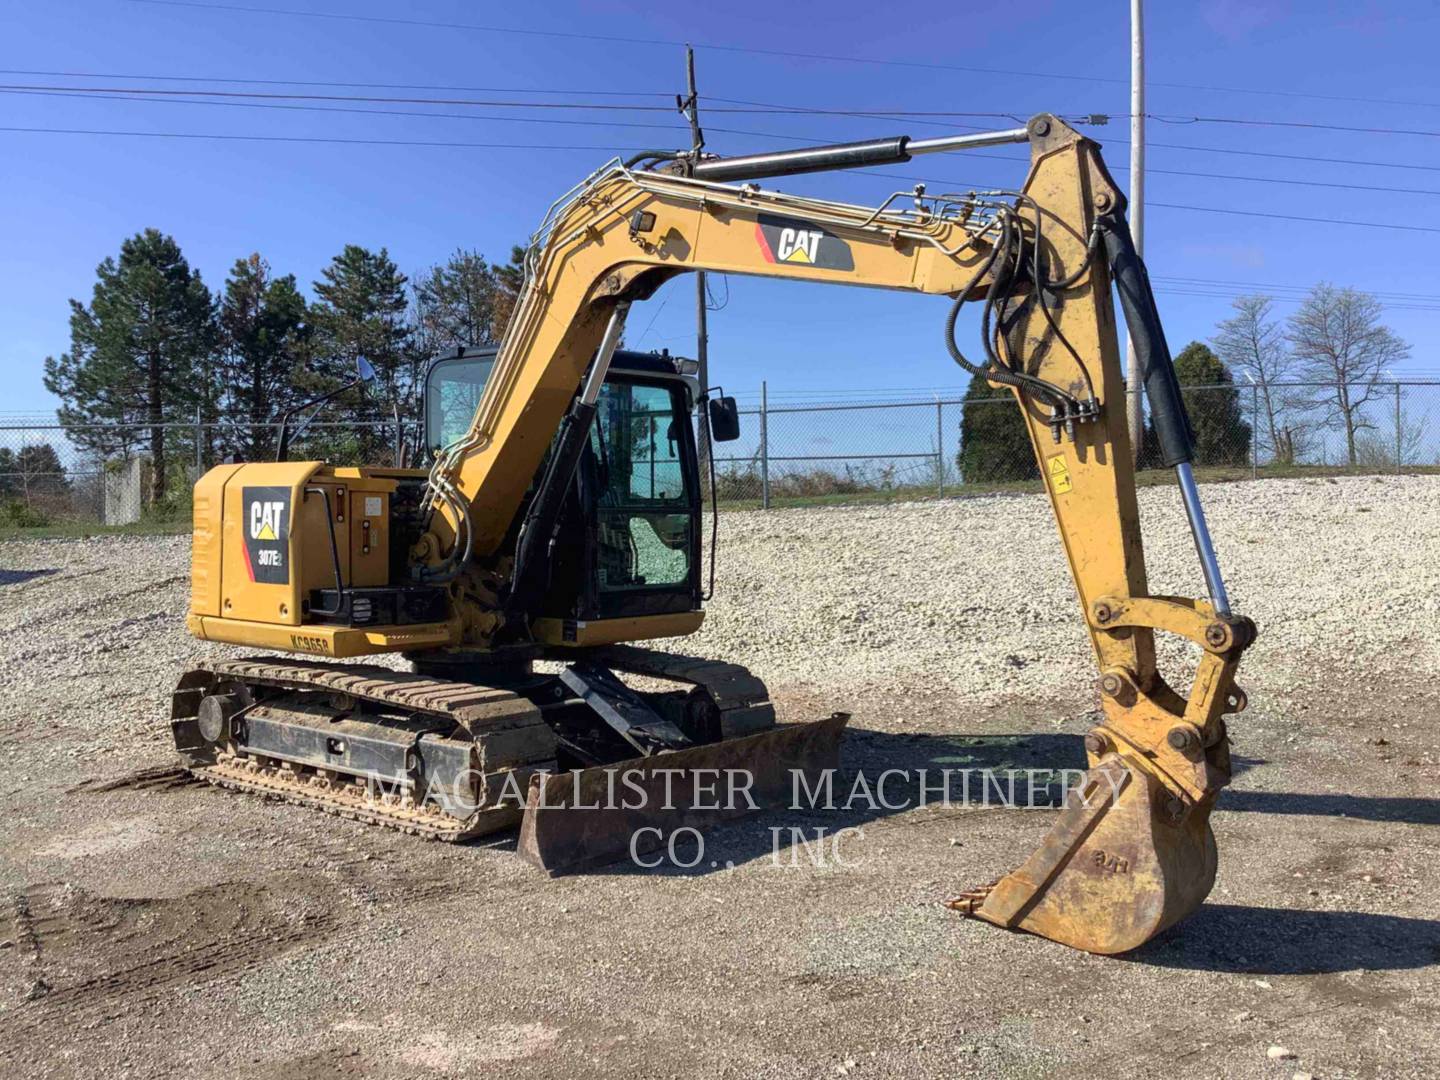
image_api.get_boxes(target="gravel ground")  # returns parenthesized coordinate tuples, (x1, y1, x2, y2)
(1, 474, 1438, 1079)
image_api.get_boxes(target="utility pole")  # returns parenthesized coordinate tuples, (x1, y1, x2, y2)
(1126, 0, 1146, 465)
(679, 46, 711, 472)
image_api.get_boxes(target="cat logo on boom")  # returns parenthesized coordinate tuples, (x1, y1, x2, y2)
(754, 214, 855, 271)
(775, 228, 824, 264)
(241, 486, 291, 585)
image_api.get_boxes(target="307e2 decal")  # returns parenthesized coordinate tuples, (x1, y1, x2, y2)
(241, 485, 291, 585)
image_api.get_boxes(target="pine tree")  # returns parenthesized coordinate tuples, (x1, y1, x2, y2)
(310, 246, 415, 460)
(42, 230, 215, 503)
(0, 444, 69, 503)
(1171, 342, 1252, 467)
(218, 254, 310, 459)
(492, 244, 528, 337)
(957, 372, 1037, 484)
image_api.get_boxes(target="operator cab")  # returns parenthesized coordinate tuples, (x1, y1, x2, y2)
(423, 346, 707, 638)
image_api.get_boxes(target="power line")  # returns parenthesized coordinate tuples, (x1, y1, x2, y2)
(1148, 112, 1440, 140)
(16, 85, 1440, 198)
(1153, 289, 1440, 313)
(32, 83, 1440, 141)
(0, 125, 647, 151)
(128, 0, 1440, 112)
(1151, 276, 1440, 303)
(2, 88, 953, 156)
(855, 161, 1440, 200)
(14, 69, 1440, 149)
(0, 83, 685, 111)
(892, 133, 1440, 177)
(13, 81, 1440, 180)
(1149, 201, 1440, 234)
(4, 89, 696, 136)
(4, 103, 1426, 212)
(1143, 140, 1440, 174)
(8, 123, 1440, 235)
(0, 68, 675, 97)
(0, 83, 1076, 123)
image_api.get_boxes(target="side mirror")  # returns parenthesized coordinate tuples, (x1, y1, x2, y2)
(707, 396, 741, 442)
(356, 356, 377, 382)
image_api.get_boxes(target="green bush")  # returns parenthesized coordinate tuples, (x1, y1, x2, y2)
(0, 501, 53, 528)
(957, 373, 1038, 483)
(142, 486, 195, 524)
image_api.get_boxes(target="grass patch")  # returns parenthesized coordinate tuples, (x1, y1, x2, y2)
(0, 517, 191, 541)
(712, 463, 1440, 511)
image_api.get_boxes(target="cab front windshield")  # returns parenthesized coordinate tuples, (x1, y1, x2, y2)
(425, 353, 495, 453)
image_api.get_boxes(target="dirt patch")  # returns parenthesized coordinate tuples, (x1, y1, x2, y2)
(34, 816, 163, 859)
(5, 878, 338, 1027)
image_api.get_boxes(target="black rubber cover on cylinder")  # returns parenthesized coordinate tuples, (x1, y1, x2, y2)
(690, 137, 911, 183)
(1099, 212, 1195, 467)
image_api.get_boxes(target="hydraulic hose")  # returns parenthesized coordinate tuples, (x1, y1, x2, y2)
(1098, 211, 1194, 467)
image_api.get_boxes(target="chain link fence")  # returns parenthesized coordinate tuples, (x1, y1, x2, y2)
(2, 381, 1437, 528)
(0, 418, 403, 529)
(710, 380, 1440, 507)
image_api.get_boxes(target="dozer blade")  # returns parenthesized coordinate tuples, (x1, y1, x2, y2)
(949, 754, 1217, 955)
(519, 712, 848, 874)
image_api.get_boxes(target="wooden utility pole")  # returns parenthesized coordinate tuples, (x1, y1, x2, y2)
(680, 45, 711, 467)
(1127, 0, 1146, 464)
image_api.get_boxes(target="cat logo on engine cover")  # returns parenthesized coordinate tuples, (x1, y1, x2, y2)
(754, 214, 855, 271)
(242, 485, 291, 585)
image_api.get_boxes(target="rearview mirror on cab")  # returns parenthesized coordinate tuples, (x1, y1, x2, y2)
(707, 396, 741, 442)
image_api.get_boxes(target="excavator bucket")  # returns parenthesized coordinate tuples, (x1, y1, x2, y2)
(519, 712, 849, 874)
(949, 754, 1218, 955)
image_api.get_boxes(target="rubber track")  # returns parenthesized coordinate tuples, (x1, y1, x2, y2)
(199, 657, 543, 733)
(176, 652, 774, 841)
(194, 757, 519, 841)
(177, 657, 540, 842)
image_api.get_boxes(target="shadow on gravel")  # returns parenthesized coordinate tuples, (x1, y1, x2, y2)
(0, 567, 58, 586)
(1130, 902, 1440, 974)
(1222, 790, 1440, 826)
(544, 732, 1276, 879)
(590, 729, 1095, 879)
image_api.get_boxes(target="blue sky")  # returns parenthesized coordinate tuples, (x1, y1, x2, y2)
(3, 0, 1438, 416)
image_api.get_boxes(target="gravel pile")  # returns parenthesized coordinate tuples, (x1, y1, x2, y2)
(685, 474, 1440, 703)
(0, 474, 1435, 733)
(2, 474, 1439, 1080)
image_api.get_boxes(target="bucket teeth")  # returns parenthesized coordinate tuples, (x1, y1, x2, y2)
(955, 754, 1219, 955)
(943, 880, 999, 915)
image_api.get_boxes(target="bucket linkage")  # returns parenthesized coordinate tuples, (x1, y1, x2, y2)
(951, 596, 1255, 954)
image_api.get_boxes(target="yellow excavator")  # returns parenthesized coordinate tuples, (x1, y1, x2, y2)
(171, 114, 1254, 955)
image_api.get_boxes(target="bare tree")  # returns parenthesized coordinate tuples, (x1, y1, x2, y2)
(1287, 284, 1410, 466)
(1212, 294, 1303, 464)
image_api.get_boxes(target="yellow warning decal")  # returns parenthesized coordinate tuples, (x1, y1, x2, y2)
(1047, 455, 1073, 494)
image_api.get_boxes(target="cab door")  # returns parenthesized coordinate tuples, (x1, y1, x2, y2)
(587, 377, 701, 619)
